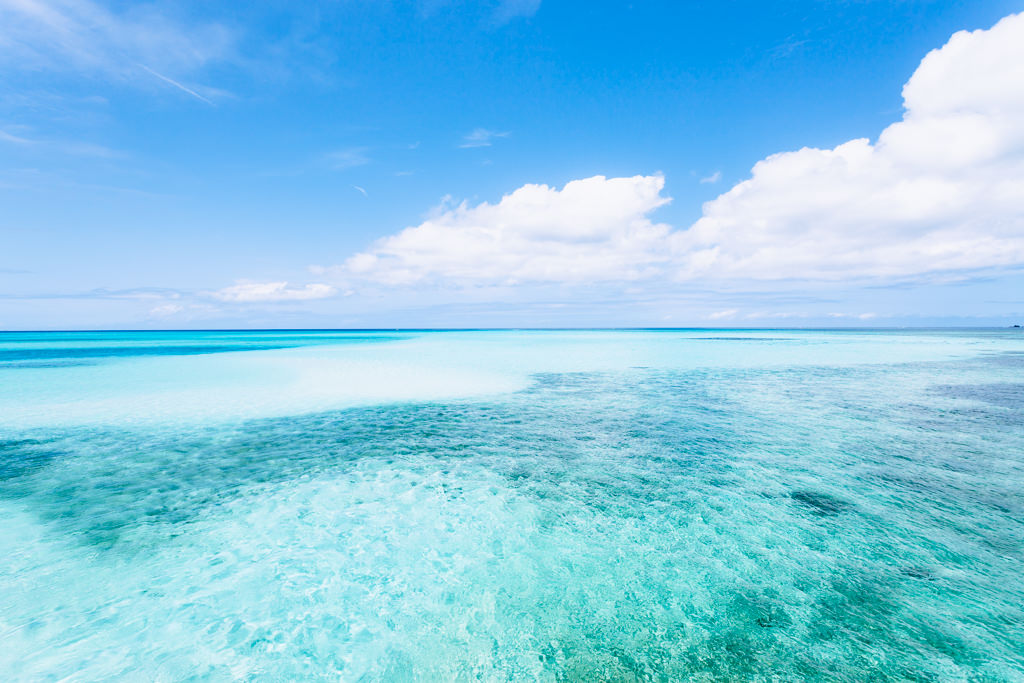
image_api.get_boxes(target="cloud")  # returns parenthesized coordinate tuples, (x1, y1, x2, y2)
(493, 0, 541, 24)
(149, 303, 183, 317)
(459, 128, 510, 148)
(0, 129, 33, 145)
(416, 0, 540, 26)
(94, 287, 180, 300)
(827, 312, 878, 321)
(213, 281, 336, 302)
(0, 286, 183, 300)
(326, 147, 370, 170)
(0, 125, 121, 156)
(672, 12, 1024, 281)
(707, 309, 737, 320)
(342, 175, 672, 285)
(335, 12, 1024, 289)
(0, 0, 233, 95)
(699, 171, 721, 184)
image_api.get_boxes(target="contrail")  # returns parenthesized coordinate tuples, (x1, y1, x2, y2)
(139, 65, 215, 106)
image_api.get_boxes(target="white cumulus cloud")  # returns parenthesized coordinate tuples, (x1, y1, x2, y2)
(673, 12, 1024, 281)
(344, 175, 672, 285)
(213, 281, 336, 302)
(336, 12, 1024, 289)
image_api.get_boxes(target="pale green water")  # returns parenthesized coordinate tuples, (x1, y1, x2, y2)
(1, 329, 1022, 680)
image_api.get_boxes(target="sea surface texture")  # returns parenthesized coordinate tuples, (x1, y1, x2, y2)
(1, 329, 1022, 681)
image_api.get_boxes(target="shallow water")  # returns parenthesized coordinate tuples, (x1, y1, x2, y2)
(1, 330, 1022, 680)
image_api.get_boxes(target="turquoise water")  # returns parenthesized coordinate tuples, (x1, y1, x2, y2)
(1, 329, 1022, 680)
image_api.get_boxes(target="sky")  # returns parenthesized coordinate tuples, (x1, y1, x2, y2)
(1, 0, 1023, 329)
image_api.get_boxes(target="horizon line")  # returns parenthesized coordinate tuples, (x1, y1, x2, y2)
(1, 325, 1021, 334)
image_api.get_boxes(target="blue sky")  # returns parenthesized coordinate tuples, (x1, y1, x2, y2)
(2, 0, 1023, 329)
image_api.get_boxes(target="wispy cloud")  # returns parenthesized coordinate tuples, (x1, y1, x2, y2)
(0, 167, 173, 196)
(708, 309, 738, 320)
(0, 124, 121, 157)
(0, 129, 34, 145)
(0, 0, 234, 94)
(212, 281, 337, 303)
(828, 312, 878, 320)
(0, 286, 183, 300)
(326, 147, 370, 170)
(459, 128, 510, 148)
(699, 171, 721, 184)
(352, 184, 368, 196)
(767, 36, 811, 60)
(493, 0, 541, 25)
(149, 303, 184, 317)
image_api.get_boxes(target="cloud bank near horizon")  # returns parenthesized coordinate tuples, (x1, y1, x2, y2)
(324, 12, 1024, 291)
(213, 281, 336, 303)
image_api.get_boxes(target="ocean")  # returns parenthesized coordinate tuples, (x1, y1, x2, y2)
(1, 329, 1022, 680)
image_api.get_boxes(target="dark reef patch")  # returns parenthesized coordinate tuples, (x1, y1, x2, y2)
(932, 383, 1024, 410)
(0, 344, 296, 362)
(981, 351, 1024, 368)
(0, 438, 64, 480)
(899, 566, 937, 581)
(1, 360, 98, 369)
(790, 489, 854, 516)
